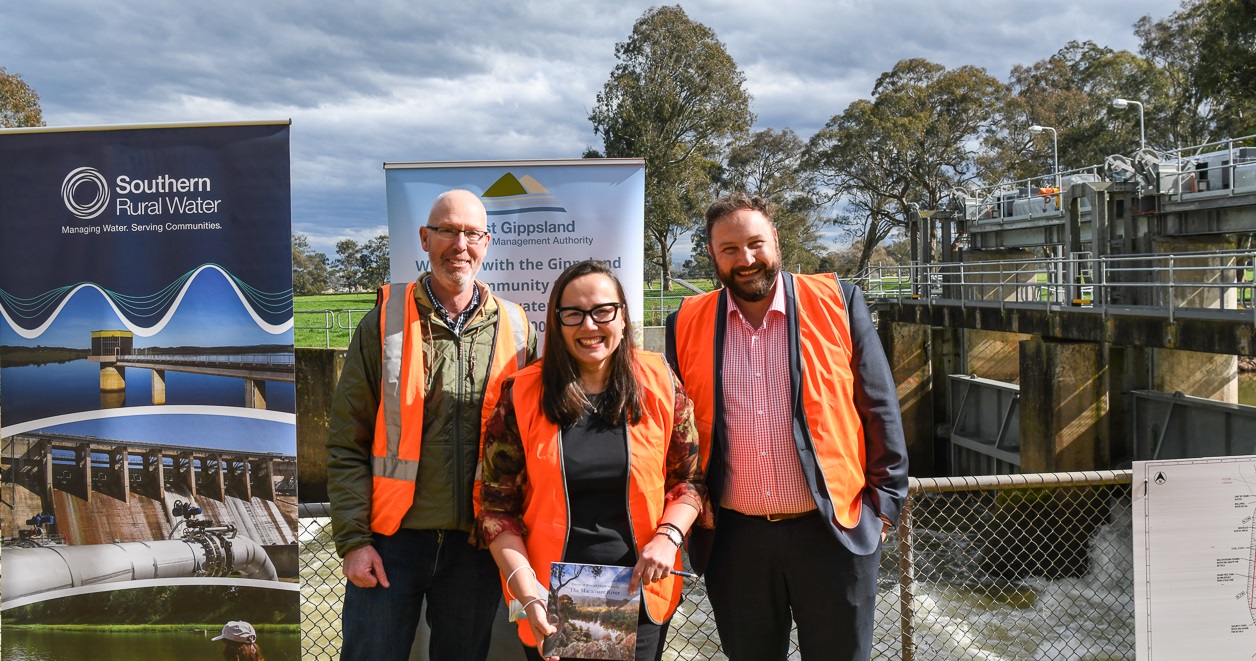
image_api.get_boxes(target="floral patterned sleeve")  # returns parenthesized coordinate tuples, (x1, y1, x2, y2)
(472, 378, 529, 548)
(663, 375, 708, 520)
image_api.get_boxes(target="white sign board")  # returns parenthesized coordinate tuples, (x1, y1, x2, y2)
(1133, 455, 1256, 659)
(384, 159, 645, 340)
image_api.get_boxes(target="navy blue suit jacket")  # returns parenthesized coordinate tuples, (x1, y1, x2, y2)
(665, 273, 909, 573)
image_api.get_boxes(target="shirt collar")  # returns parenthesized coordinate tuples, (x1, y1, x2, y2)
(423, 275, 481, 334)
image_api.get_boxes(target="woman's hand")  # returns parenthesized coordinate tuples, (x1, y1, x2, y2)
(630, 532, 679, 594)
(524, 600, 559, 661)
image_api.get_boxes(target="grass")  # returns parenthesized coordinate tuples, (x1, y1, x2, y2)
(294, 292, 376, 349)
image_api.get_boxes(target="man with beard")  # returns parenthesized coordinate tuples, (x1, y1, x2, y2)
(665, 192, 908, 661)
(327, 189, 537, 661)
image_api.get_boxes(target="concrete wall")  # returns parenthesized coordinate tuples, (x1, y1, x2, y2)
(1019, 338, 1108, 472)
(296, 348, 346, 504)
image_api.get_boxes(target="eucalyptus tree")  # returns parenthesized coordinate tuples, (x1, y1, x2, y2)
(807, 59, 1004, 273)
(589, 5, 753, 290)
(0, 67, 43, 128)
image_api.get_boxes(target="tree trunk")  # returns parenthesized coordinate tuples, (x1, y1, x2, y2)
(660, 238, 673, 292)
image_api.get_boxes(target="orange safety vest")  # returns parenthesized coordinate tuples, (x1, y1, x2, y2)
(671, 273, 868, 529)
(369, 281, 529, 535)
(506, 351, 682, 646)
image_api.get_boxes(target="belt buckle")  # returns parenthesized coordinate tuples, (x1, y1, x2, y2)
(765, 512, 789, 522)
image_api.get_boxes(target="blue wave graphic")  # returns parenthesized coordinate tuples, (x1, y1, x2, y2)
(0, 264, 293, 340)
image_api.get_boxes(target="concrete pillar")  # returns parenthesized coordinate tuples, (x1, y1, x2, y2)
(1019, 337, 1108, 473)
(99, 364, 126, 391)
(931, 327, 963, 475)
(140, 449, 165, 501)
(244, 378, 267, 409)
(151, 369, 166, 405)
(75, 444, 92, 502)
(177, 451, 197, 498)
(1153, 349, 1239, 402)
(881, 322, 934, 476)
(965, 329, 1030, 383)
(296, 348, 347, 503)
(1151, 235, 1240, 403)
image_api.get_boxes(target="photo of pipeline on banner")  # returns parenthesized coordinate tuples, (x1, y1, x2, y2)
(384, 158, 646, 342)
(0, 122, 300, 659)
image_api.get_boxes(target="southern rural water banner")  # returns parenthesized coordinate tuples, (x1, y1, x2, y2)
(0, 122, 300, 658)
(384, 159, 646, 339)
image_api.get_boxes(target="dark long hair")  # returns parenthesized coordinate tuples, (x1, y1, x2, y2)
(541, 260, 642, 428)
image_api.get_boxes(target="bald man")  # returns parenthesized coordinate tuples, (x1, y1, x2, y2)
(327, 190, 537, 661)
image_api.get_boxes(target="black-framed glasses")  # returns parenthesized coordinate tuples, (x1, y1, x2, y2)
(557, 303, 622, 326)
(425, 225, 488, 244)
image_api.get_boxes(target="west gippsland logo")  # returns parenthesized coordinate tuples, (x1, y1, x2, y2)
(62, 166, 110, 220)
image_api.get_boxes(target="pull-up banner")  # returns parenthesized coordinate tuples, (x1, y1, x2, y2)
(0, 122, 300, 659)
(384, 159, 646, 341)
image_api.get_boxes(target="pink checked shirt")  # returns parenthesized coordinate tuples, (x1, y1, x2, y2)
(720, 275, 817, 516)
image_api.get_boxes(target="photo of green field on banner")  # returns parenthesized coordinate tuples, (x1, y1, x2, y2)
(546, 562, 639, 660)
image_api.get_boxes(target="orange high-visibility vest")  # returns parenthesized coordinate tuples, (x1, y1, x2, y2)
(671, 273, 868, 529)
(369, 281, 529, 535)
(505, 351, 682, 646)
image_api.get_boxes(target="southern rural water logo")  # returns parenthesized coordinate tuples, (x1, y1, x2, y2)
(62, 166, 111, 220)
(481, 172, 567, 216)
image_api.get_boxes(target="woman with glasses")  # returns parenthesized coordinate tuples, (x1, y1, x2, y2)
(475, 259, 705, 661)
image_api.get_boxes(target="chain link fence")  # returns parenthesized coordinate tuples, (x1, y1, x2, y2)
(299, 470, 1134, 660)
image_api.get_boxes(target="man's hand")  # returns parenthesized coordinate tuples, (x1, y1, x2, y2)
(343, 545, 390, 589)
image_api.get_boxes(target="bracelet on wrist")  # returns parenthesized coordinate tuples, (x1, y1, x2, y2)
(657, 522, 686, 539)
(520, 596, 545, 613)
(654, 527, 683, 547)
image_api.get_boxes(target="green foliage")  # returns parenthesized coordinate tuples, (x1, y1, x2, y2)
(718, 128, 826, 274)
(0, 67, 43, 128)
(292, 233, 331, 295)
(981, 41, 1156, 182)
(590, 5, 753, 290)
(807, 58, 1004, 274)
(333, 234, 390, 292)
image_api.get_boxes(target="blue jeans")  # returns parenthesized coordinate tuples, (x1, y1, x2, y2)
(340, 529, 501, 661)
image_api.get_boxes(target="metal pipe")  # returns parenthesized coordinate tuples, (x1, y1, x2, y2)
(1, 535, 278, 604)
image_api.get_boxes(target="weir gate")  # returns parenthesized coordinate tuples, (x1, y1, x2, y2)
(870, 134, 1256, 477)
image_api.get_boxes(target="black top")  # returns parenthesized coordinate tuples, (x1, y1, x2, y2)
(560, 396, 635, 566)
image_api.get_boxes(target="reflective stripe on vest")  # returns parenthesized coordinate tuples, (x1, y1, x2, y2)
(506, 351, 681, 646)
(673, 273, 868, 528)
(370, 282, 529, 535)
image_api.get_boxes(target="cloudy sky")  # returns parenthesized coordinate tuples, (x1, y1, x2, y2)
(4, 0, 1184, 257)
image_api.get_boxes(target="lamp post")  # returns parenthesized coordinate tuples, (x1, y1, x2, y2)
(1029, 125, 1059, 190)
(1111, 98, 1145, 151)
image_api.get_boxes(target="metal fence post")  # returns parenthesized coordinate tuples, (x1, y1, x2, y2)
(898, 496, 916, 661)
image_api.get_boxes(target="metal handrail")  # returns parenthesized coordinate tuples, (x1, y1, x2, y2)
(865, 248, 1256, 321)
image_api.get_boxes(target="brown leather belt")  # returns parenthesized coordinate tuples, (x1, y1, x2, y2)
(726, 508, 817, 523)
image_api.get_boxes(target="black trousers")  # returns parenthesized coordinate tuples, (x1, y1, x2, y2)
(704, 509, 881, 661)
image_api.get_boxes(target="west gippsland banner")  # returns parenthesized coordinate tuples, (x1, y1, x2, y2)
(0, 122, 300, 658)
(384, 159, 646, 339)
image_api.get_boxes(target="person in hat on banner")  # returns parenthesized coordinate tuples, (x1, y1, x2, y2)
(213, 621, 265, 661)
(327, 189, 538, 660)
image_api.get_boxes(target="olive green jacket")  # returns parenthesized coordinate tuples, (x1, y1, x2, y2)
(326, 275, 538, 557)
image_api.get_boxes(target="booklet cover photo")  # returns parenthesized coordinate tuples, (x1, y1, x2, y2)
(544, 562, 639, 660)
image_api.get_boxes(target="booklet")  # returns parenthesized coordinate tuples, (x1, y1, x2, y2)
(542, 562, 640, 660)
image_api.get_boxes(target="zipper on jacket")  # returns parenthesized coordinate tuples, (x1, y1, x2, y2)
(454, 338, 465, 525)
